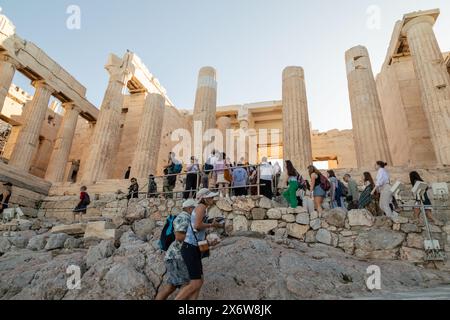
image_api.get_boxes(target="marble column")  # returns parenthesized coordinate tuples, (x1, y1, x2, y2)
(81, 70, 131, 183)
(0, 56, 17, 114)
(282, 67, 313, 170)
(9, 80, 54, 171)
(217, 116, 232, 156)
(193, 67, 217, 135)
(345, 46, 392, 168)
(237, 105, 250, 163)
(403, 16, 450, 166)
(131, 93, 166, 178)
(45, 103, 81, 182)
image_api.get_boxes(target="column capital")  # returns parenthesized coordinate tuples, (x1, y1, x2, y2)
(402, 15, 435, 36)
(62, 102, 82, 114)
(0, 54, 22, 69)
(32, 80, 55, 94)
(109, 71, 133, 86)
(283, 66, 305, 80)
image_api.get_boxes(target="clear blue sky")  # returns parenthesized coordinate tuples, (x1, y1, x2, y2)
(1, 0, 450, 131)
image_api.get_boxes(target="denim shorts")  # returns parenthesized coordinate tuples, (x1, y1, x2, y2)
(165, 259, 190, 288)
(314, 185, 326, 198)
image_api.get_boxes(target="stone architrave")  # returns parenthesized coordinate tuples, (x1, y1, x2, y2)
(282, 67, 313, 170)
(345, 46, 392, 168)
(131, 93, 166, 178)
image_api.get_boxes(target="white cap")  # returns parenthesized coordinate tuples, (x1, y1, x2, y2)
(182, 199, 197, 209)
(196, 188, 219, 200)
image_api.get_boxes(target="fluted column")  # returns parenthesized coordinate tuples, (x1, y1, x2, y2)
(81, 68, 132, 183)
(0, 56, 17, 114)
(282, 67, 313, 170)
(403, 16, 450, 166)
(217, 116, 232, 155)
(345, 46, 392, 168)
(45, 103, 81, 182)
(131, 93, 166, 178)
(193, 67, 217, 135)
(9, 80, 54, 171)
(237, 105, 249, 163)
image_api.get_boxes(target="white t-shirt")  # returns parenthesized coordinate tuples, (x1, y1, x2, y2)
(375, 168, 390, 189)
(207, 154, 218, 166)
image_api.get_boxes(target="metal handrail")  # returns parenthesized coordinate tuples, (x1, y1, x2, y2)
(145, 163, 263, 179)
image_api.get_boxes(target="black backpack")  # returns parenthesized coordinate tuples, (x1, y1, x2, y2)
(159, 215, 176, 251)
(83, 193, 91, 206)
(336, 180, 348, 197)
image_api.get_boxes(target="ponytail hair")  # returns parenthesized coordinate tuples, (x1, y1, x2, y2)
(376, 161, 387, 168)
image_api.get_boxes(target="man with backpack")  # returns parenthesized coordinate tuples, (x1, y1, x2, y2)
(156, 199, 197, 300)
(164, 152, 181, 199)
(343, 174, 359, 210)
(72, 186, 90, 223)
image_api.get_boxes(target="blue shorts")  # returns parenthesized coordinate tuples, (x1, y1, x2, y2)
(165, 259, 190, 288)
(314, 185, 326, 198)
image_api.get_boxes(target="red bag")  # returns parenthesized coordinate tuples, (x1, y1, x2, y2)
(319, 174, 331, 192)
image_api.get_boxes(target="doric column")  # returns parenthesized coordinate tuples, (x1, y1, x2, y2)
(0, 55, 17, 113)
(217, 116, 231, 137)
(217, 116, 232, 155)
(81, 66, 132, 183)
(131, 93, 166, 178)
(282, 67, 313, 170)
(9, 80, 54, 171)
(345, 46, 392, 168)
(193, 67, 217, 135)
(403, 16, 450, 166)
(236, 105, 249, 163)
(45, 103, 81, 182)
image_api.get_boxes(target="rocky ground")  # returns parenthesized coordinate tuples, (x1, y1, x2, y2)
(1, 225, 449, 300)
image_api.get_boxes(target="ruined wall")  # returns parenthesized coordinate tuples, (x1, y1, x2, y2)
(377, 56, 437, 168)
(2, 102, 62, 178)
(38, 194, 450, 264)
(311, 129, 357, 169)
(157, 107, 191, 176)
(65, 118, 96, 182)
(111, 93, 147, 179)
(110, 94, 191, 179)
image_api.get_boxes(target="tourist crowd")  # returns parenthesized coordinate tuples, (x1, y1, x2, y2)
(59, 151, 440, 301)
(119, 152, 441, 300)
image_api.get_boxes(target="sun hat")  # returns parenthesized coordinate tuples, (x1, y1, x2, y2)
(196, 188, 219, 200)
(182, 199, 197, 208)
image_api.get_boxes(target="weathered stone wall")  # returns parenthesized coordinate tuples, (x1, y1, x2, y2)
(376, 56, 437, 167)
(0, 184, 45, 218)
(38, 194, 450, 264)
(1, 100, 63, 178)
(312, 129, 357, 169)
(68, 95, 191, 182)
(65, 119, 96, 181)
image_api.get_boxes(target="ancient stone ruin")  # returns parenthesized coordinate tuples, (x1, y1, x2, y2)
(0, 8, 449, 300)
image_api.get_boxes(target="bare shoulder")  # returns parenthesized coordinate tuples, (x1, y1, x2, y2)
(196, 203, 207, 214)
